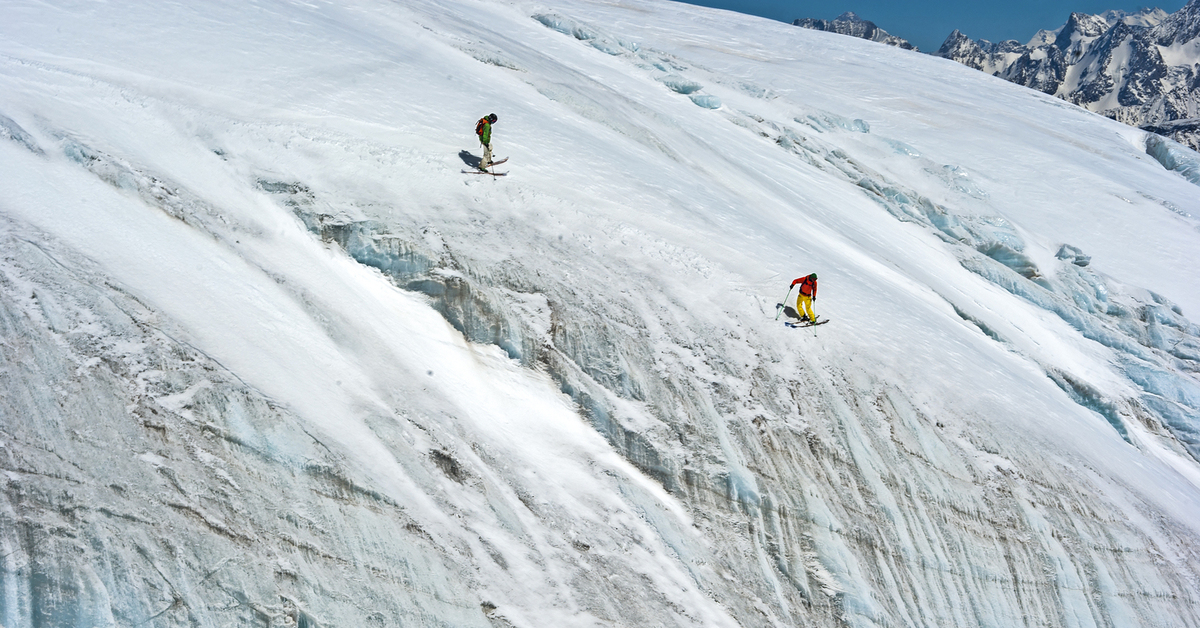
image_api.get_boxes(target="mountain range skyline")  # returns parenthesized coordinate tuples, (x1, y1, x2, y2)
(676, 0, 1189, 53)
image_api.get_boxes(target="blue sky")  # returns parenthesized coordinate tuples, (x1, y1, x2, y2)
(674, 0, 1187, 52)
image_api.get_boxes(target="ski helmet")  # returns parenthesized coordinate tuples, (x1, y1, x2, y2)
(488, 113, 498, 123)
(809, 273, 817, 280)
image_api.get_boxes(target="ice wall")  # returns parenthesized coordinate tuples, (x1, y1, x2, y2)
(0, 220, 492, 627)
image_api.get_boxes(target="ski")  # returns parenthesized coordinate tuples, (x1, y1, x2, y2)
(465, 157, 508, 176)
(467, 157, 508, 171)
(785, 318, 829, 328)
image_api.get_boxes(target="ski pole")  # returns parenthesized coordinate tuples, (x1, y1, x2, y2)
(775, 286, 794, 320)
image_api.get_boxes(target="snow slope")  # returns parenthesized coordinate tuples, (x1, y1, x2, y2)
(2, 0, 1200, 626)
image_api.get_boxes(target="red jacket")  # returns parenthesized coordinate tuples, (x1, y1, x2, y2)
(791, 275, 817, 298)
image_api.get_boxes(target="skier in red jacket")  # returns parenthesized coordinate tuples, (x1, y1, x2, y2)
(791, 273, 818, 322)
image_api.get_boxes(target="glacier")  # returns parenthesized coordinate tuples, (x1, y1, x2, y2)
(1, 0, 1200, 627)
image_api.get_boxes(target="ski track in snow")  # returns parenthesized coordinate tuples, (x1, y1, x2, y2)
(1, 0, 1200, 626)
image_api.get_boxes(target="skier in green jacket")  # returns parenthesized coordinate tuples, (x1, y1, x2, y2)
(475, 113, 497, 170)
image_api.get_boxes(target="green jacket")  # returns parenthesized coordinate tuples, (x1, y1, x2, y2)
(477, 119, 492, 145)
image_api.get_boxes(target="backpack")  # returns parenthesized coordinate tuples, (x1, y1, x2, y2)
(475, 118, 489, 137)
(797, 276, 816, 296)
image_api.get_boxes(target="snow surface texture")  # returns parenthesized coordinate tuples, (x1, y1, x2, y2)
(2, 0, 1200, 627)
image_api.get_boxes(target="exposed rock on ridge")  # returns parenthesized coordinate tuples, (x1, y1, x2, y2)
(793, 12, 917, 51)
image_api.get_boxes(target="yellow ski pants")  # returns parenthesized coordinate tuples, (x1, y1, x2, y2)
(796, 294, 815, 321)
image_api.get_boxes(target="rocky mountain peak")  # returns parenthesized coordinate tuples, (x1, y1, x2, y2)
(1102, 7, 1169, 27)
(793, 13, 917, 50)
(936, 29, 974, 53)
(1027, 28, 1061, 47)
(1153, 0, 1200, 44)
(1055, 11, 1111, 51)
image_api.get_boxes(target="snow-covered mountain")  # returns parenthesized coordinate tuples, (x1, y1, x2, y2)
(935, 2, 1200, 150)
(2, 1, 1200, 627)
(793, 12, 918, 51)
